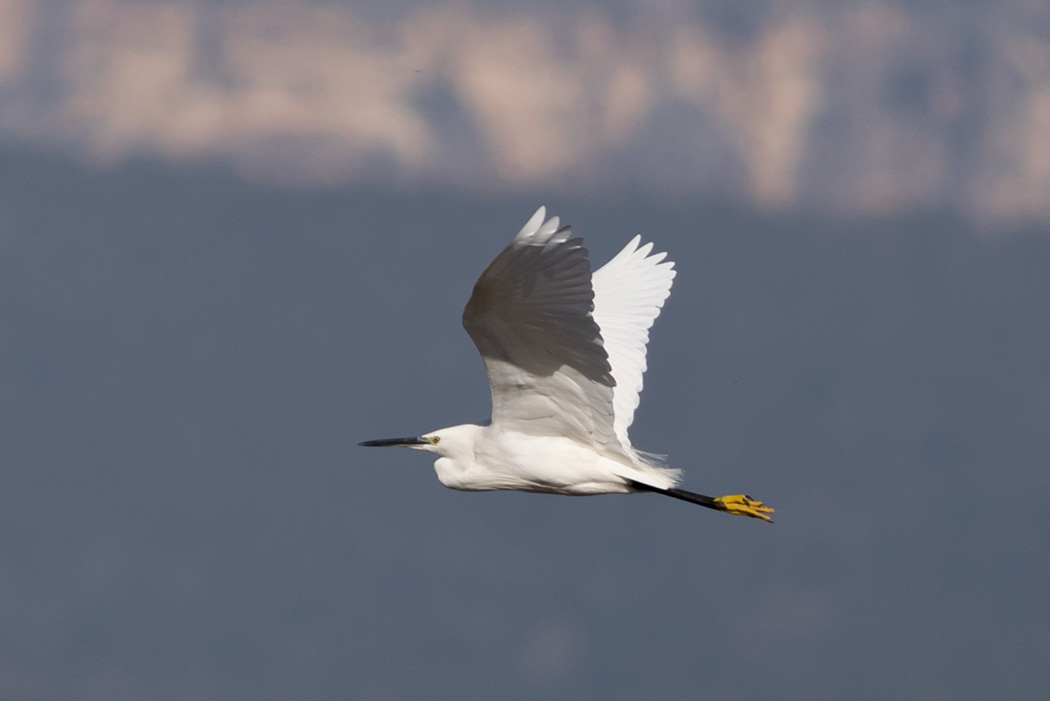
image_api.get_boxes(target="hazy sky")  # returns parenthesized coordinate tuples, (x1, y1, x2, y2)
(1, 1, 1050, 698)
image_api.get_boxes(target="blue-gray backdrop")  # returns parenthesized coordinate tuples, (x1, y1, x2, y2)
(1, 148, 1048, 699)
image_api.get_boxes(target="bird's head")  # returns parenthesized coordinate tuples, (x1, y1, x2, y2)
(359, 424, 480, 459)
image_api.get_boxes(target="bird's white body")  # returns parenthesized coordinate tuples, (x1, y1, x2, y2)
(426, 425, 675, 494)
(361, 207, 774, 521)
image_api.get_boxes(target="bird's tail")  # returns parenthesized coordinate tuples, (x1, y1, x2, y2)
(623, 449, 682, 488)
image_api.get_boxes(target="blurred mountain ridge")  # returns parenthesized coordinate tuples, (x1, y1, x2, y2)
(2, 0, 1049, 223)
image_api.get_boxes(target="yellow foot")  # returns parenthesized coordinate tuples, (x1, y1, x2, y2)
(714, 494, 775, 522)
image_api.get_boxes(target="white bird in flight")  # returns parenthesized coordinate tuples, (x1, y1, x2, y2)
(361, 207, 774, 521)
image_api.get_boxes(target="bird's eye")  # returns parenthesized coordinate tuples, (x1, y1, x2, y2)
(428, 436, 440, 444)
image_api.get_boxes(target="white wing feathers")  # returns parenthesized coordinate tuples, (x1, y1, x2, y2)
(591, 235, 676, 448)
(463, 207, 624, 458)
(462, 207, 674, 468)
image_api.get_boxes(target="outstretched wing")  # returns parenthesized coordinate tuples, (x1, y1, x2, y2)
(590, 235, 676, 448)
(462, 207, 627, 458)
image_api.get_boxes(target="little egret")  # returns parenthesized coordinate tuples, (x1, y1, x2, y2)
(361, 207, 774, 521)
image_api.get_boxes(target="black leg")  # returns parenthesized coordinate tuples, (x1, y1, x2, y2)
(626, 479, 775, 522)
(626, 479, 726, 512)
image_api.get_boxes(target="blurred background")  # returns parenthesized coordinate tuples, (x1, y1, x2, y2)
(1, 1, 1049, 699)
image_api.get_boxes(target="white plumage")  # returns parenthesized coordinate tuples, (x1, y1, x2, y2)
(361, 207, 774, 521)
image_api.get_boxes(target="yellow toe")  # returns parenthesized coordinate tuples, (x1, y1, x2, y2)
(714, 494, 775, 522)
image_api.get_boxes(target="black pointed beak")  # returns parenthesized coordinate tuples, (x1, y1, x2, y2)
(359, 436, 427, 447)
